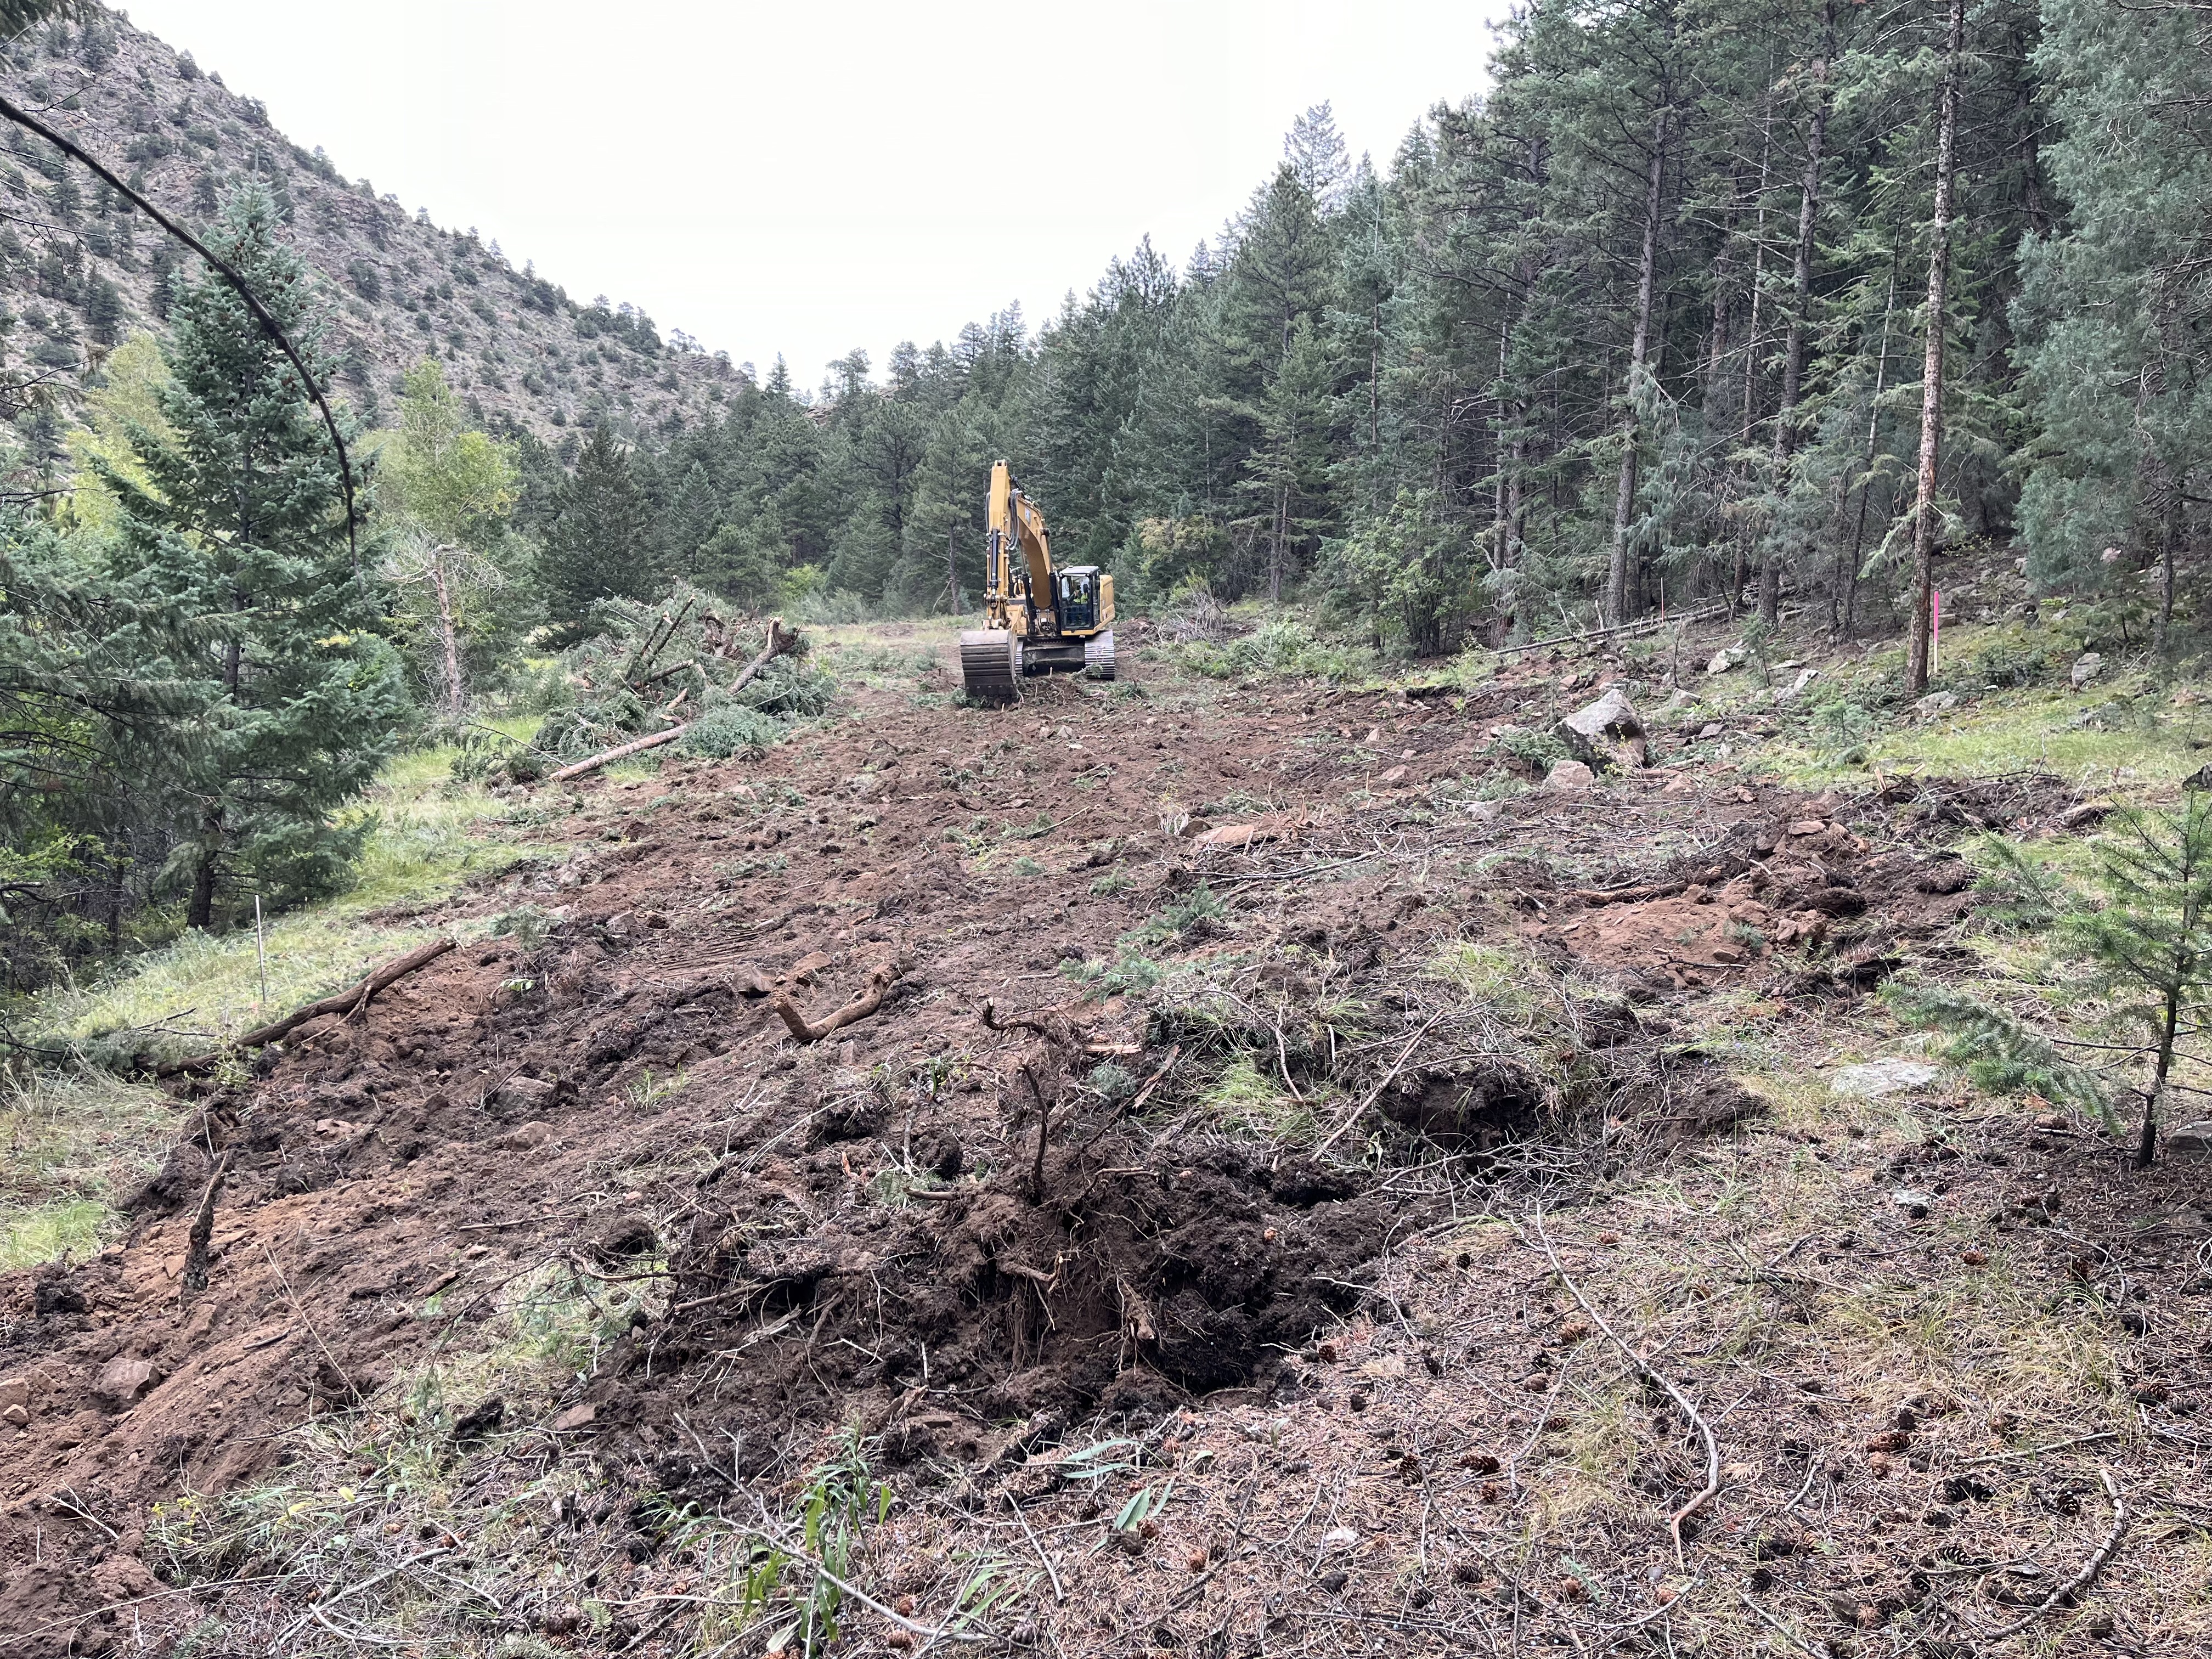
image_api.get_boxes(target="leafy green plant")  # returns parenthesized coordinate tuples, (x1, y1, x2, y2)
(487, 902, 552, 951)
(1494, 726, 1569, 772)
(1972, 835, 2067, 933)
(1069, 950, 1166, 996)
(1088, 1060, 1136, 1103)
(1808, 698, 1877, 765)
(684, 703, 782, 761)
(735, 1429, 893, 1657)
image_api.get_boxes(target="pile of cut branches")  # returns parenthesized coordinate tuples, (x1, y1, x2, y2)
(488, 587, 832, 783)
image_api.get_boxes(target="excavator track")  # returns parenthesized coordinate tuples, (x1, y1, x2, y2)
(960, 629, 1020, 702)
(1084, 628, 1116, 681)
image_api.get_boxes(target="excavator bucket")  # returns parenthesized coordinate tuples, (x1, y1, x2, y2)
(960, 628, 1020, 702)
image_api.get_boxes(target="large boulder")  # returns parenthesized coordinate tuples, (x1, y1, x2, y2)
(1555, 687, 1647, 771)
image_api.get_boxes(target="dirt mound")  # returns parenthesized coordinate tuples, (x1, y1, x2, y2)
(654, 1130, 1400, 1443)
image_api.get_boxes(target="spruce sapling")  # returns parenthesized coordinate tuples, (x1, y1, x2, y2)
(2067, 797, 2212, 1167)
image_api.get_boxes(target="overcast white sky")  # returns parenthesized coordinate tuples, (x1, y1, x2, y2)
(122, 1, 1505, 387)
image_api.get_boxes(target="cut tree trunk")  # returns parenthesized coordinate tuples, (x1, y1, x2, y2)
(1906, 0, 1966, 695)
(775, 960, 905, 1043)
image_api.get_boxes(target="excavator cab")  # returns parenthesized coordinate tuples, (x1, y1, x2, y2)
(1057, 567, 1101, 633)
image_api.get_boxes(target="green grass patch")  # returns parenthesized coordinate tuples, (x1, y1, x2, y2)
(1, 1197, 111, 1269)
(0, 1063, 173, 1268)
(24, 735, 565, 1063)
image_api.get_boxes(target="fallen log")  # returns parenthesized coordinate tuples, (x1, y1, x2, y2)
(545, 723, 690, 783)
(157, 937, 454, 1076)
(775, 960, 905, 1043)
(545, 617, 799, 786)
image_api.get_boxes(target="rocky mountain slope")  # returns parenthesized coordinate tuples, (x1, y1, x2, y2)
(0, 8, 737, 447)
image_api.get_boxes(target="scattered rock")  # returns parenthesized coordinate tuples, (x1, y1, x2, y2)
(1556, 688, 1646, 771)
(1912, 858, 1973, 894)
(926, 1133, 964, 1180)
(1914, 691, 1960, 716)
(2069, 651, 2104, 690)
(550, 1402, 599, 1432)
(493, 1075, 558, 1111)
(92, 1355, 159, 1411)
(0, 1377, 29, 1418)
(1831, 1059, 1940, 1098)
(1784, 667, 1820, 697)
(2165, 1121, 2212, 1158)
(1697, 722, 1723, 740)
(1706, 646, 1745, 676)
(450, 1395, 506, 1444)
(1543, 760, 1596, 793)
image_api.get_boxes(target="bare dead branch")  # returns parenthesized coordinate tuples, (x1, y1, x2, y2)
(1531, 1209, 1721, 1569)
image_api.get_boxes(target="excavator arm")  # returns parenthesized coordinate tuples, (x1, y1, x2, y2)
(985, 460, 1057, 632)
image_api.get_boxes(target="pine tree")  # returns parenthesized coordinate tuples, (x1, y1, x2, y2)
(536, 422, 660, 636)
(101, 182, 407, 930)
(2068, 800, 2212, 1169)
(2017, 0, 2212, 652)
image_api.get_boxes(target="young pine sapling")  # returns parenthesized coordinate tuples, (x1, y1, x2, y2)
(2068, 797, 2212, 1167)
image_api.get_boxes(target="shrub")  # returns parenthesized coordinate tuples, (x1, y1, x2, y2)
(683, 704, 782, 760)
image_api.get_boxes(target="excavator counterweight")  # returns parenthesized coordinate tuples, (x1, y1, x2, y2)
(958, 460, 1115, 702)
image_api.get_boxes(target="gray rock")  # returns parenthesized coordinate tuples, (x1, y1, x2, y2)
(2165, 1121, 2212, 1158)
(1555, 687, 1647, 771)
(93, 1355, 158, 1411)
(1697, 722, 1723, 740)
(494, 1074, 558, 1110)
(1914, 691, 1960, 716)
(1706, 646, 1746, 676)
(1543, 760, 1596, 792)
(2070, 651, 2105, 690)
(1831, 1058, 1940, 1098)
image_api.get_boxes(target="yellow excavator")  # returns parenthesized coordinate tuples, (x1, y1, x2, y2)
(959, 460, 1115, 701)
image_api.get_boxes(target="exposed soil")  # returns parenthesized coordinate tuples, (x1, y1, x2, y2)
(3, 641, 2200, 1657)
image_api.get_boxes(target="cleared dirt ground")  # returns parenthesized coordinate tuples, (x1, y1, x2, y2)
(3, 625, 2208, 1657)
